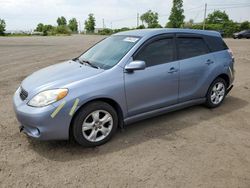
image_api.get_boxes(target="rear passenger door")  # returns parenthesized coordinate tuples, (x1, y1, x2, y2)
(177, 35, 215, 102)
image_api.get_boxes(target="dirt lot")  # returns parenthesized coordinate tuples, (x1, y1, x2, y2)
(0, 35, 250, 188)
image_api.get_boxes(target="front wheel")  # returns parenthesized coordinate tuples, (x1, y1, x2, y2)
(205, 78, 227, 108)
(72, 101, 118, 147)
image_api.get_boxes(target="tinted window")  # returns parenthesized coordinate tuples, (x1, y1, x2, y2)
(205, 36, 228, 52)
(134, 38, 174, 67)
(177, 37, 209, 59)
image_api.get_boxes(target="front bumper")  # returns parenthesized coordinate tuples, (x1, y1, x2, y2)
(13, 88, 72, 140)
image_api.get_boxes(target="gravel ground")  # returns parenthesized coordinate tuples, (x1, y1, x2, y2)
(0, 35, 250, 188)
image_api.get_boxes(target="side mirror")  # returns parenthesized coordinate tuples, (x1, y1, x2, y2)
(125, 61, 146, 72)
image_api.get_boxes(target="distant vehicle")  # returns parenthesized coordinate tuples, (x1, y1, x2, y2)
(233, 30, 250, 39)
(13, 29, 235, 147)
(31, 31, 43, 36)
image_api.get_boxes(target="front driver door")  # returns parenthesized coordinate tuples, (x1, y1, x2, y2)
(124, 35, 179, 116)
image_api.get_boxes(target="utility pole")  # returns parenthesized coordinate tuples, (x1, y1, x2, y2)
(203, 3, 207, 30)
(102, 19, 105, 29)
(78, 21, 81, 34)
(137, 13, 139, 28)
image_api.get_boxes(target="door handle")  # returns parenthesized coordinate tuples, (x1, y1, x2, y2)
(168, 67, 178, 73)
(206, 59, 214, 65)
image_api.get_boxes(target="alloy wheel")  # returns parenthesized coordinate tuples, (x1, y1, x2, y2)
(82, 110, 113, 142)
(210, 82, 225, 105)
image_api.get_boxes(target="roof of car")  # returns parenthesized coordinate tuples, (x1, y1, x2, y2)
(115, 28, 221, 38)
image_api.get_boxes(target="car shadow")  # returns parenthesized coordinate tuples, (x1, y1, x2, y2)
(28, 96, 248, 162)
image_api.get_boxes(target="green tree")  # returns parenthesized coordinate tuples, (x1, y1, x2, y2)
(167, 0, 185, 28)
(239, 21, 250, 31)
(84, 14, 96, 33)
(57, 16, 67, 26)
(223, 20, 239, 37)
(137, 25, 146, 29)
(98, 28, 113, 35)
(140, 10, 160, 28)
(191, 21, 240, 37)
(35, 23, 44, 32)
(42, 25, 53, 36)
(201, 10, 239, 37)
(56, 25, 71, 35)
(35, 23, 54, 35)
(206, 10, 229, 24)
(68, 18, 78, 32)
(0, 19, 6, 35)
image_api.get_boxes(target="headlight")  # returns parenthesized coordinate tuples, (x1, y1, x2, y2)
(28, 89, 68, 107)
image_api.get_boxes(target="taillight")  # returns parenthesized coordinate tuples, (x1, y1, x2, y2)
(228, 49, 234, 59)
(227, 49, 234, 62)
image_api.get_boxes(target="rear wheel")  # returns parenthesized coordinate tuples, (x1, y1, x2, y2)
(205, 78, 227, 108)
(72, 101, 118, 147)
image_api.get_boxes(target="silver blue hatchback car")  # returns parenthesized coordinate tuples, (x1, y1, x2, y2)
(13, 29, 235, 146)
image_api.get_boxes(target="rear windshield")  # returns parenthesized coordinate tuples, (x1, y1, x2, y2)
(79, 35, 140, 69)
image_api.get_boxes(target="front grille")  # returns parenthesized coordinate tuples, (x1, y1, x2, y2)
(19, 87, 28, 100)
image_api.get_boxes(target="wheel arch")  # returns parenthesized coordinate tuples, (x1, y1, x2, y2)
(206, 73, 230, 96)
(217, 73, 230, 88)
(69, 97, 124, 139)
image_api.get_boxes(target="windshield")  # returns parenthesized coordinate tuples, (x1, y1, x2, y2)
(79, 35, 140, 69)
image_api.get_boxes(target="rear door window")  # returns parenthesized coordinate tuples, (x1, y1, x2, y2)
(177, 37, 209, 60)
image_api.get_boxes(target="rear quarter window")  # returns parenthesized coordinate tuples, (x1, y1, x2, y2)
(205, 36, 228, 52)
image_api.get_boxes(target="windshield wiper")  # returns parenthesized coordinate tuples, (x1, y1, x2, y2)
(73, 58, 99, 69)
(82, 60, 99, 69)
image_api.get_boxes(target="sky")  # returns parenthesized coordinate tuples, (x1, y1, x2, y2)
(0, 0, 250, 31)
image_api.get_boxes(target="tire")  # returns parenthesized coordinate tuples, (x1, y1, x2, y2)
(72, 101, 118, 147)
(205, 78, 227, 108)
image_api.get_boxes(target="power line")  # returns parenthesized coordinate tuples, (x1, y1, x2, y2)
(101, 3, 250, 28)
(185, 5, 204, 12)
(209, 2, 250, 6)
(107, 4, 205, 25)
(207, 5, 250, 10)
(193, 12, 201, 22)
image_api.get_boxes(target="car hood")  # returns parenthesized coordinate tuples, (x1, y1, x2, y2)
(21, 61, 104, 92)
